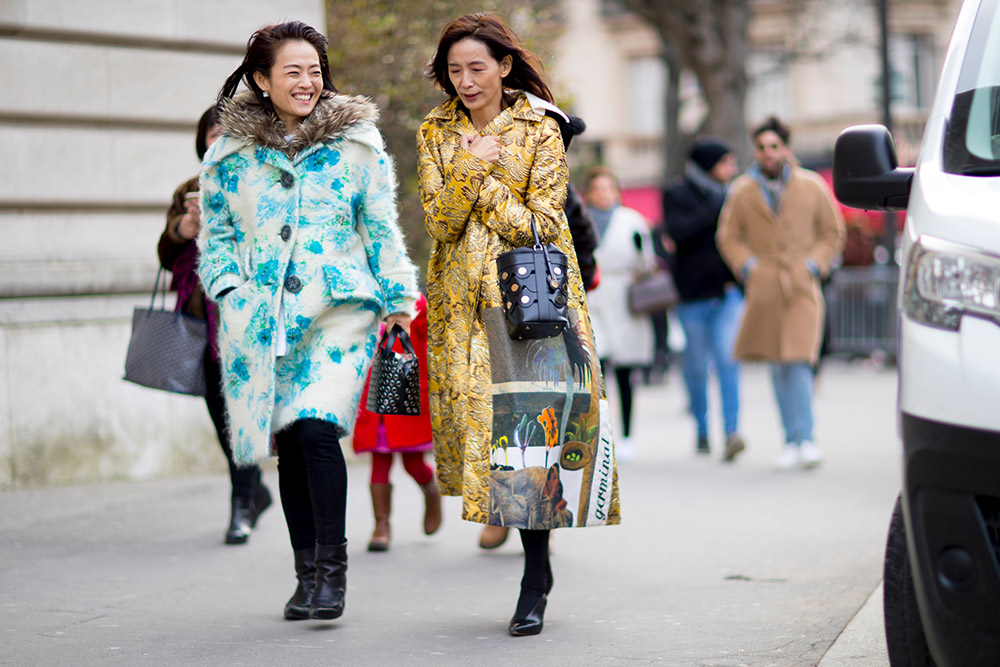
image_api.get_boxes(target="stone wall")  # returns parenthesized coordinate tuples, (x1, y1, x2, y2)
(0, 1, 325, 488)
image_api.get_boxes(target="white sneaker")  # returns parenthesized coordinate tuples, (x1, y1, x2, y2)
(799, 440, 824, 468)
(774, 444, 800, 470)
(617, 436, 635, 462)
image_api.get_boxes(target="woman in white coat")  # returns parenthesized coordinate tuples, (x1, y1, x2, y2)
(583, 167, 654, 459)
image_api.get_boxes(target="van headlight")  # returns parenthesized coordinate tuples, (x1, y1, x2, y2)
(905, 236, 1000, 330)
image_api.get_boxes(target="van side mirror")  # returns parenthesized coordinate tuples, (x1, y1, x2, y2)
(833, 124, 914, 211)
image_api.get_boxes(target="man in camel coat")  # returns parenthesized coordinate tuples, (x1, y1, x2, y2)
(716, 116, 844, 470)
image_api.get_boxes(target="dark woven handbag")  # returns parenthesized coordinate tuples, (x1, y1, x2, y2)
(628, 269, 680, 315)
(366, 324, 421, 415)
(123, 268, 208, 396)
(496, 216, 570, 339)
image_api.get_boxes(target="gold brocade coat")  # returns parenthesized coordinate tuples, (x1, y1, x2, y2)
(417, 94, 621, 526)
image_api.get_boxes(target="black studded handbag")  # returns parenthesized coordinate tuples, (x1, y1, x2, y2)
(366, 324, 421, 416)
(496, 215, 570, 339)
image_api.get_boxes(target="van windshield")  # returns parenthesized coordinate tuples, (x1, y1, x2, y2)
(945, 0, 1000, 175)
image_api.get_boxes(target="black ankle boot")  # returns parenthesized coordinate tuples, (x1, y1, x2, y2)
(224, 496, 254, 545)
(310, 541, 347, 620)
(284, 547, 316, 620)
(508, 587, 547, 636)
(251, 483, 272, 528)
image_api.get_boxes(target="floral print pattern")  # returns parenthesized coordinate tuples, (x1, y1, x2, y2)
(198, 93, 418, 464)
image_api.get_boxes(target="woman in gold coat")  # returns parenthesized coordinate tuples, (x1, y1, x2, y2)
(417, 13, 620, 637)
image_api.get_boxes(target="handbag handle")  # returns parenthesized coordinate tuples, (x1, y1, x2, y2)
(379, 323, 416, 358)
(528, 214, 560, 281)
(147, 267, 168, 312)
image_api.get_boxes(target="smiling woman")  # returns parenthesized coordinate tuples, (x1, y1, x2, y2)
(252, 40, 324, 131)
(199, 21, 419, 624)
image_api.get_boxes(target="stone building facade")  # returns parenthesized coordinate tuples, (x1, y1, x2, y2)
(0, 1, 324, 487)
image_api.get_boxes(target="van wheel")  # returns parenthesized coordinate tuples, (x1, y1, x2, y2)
(884, 495, 936, 666)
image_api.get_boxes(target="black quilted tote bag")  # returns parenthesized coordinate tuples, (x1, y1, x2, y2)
(123, 268, 208, 396)
(366, 324, 421, 415)
(496, 216, 569, 339)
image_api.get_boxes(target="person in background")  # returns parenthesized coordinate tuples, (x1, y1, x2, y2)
(662, 137, 746, 461)
(158, 105, 272, 545)
(417, 12, 621, 637)
(353, 294, 441, 552)
(197, 21, 418, 620)
(584, 166, 655, 462)
(716, 117, 844, 470)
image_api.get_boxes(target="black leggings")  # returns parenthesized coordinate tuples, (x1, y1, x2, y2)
(275, 419, 348, 550)
(204, 352, 260, 500)
(518, 529, 551, 596)
(601, 362, 637, 438)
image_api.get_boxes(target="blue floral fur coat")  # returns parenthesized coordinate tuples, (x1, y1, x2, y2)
(197, 92, 418, 464)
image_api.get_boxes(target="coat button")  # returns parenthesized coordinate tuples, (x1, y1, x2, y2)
(280, 172, 295, 189)
(284, 275, 302, 293)
(280, 225, 292, 241)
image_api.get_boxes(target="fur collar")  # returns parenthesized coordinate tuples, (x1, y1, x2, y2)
(218, 91, 380, 157)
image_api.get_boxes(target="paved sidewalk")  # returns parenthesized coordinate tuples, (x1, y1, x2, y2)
(1, 360, 899, 666)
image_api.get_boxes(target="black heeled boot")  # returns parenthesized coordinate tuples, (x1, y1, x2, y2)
(224, 496, 254, 545)
(310, 541, 348, 620)
(508, 588, 547, 636)
(251, 482, 272, 527)
(509, 529, 551, 636)
(284, 547, 316, 620)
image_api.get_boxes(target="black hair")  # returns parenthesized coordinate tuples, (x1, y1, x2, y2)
(195, 105, 220, 160)
(752, 115, 791, 145)
(218, 21, 337, 117)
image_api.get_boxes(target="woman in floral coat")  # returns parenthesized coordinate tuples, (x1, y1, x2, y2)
(197, 21, 418, 622)
(418, 13, 620, 637)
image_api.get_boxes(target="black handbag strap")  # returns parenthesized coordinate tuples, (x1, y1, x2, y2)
(379, 323, 416, 358)
(529, 214, 558, 280)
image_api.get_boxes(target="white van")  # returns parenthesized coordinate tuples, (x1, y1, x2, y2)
(833, 0, 1000, 665)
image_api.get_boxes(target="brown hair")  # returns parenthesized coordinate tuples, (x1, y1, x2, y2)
(218, 21, 338, 117)
(583, 166, 620, 193)
(426, 12, 553, 104)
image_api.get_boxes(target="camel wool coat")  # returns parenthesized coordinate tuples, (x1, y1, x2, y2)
(197, 92, 418, 464)
(716, 166, 844, 364)
(417, 93, 621, 528)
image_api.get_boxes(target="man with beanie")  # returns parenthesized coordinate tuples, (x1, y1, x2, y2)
(662, 137, 745, 460)
(716, 117, 844, 470)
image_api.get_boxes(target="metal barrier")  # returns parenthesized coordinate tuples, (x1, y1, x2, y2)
(824, 265, 899, 359)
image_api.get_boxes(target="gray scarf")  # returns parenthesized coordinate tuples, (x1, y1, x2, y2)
(587, 205, 615, 240)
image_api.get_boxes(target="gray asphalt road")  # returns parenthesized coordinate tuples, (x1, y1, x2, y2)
(1, 360, 898, 666)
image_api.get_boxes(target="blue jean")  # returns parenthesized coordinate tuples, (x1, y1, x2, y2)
(676, 286, 743, 438)
(770, 362, 814, 444)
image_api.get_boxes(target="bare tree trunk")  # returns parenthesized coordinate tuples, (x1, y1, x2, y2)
(662, 43, 685, 181)
(619, 0, 752, 169)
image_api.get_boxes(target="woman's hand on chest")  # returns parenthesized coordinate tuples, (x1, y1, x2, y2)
(460, 132, 501, 164)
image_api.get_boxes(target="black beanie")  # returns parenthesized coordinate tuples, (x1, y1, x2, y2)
(689, 138, 732, 172)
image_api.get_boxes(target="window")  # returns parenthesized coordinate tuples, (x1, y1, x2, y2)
(628, 56, 667, 135)
(746, 50, 791, 122)
(944, 0, 1000, 174)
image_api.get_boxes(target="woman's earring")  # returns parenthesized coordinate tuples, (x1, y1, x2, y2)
(262, 91, 270, 98)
